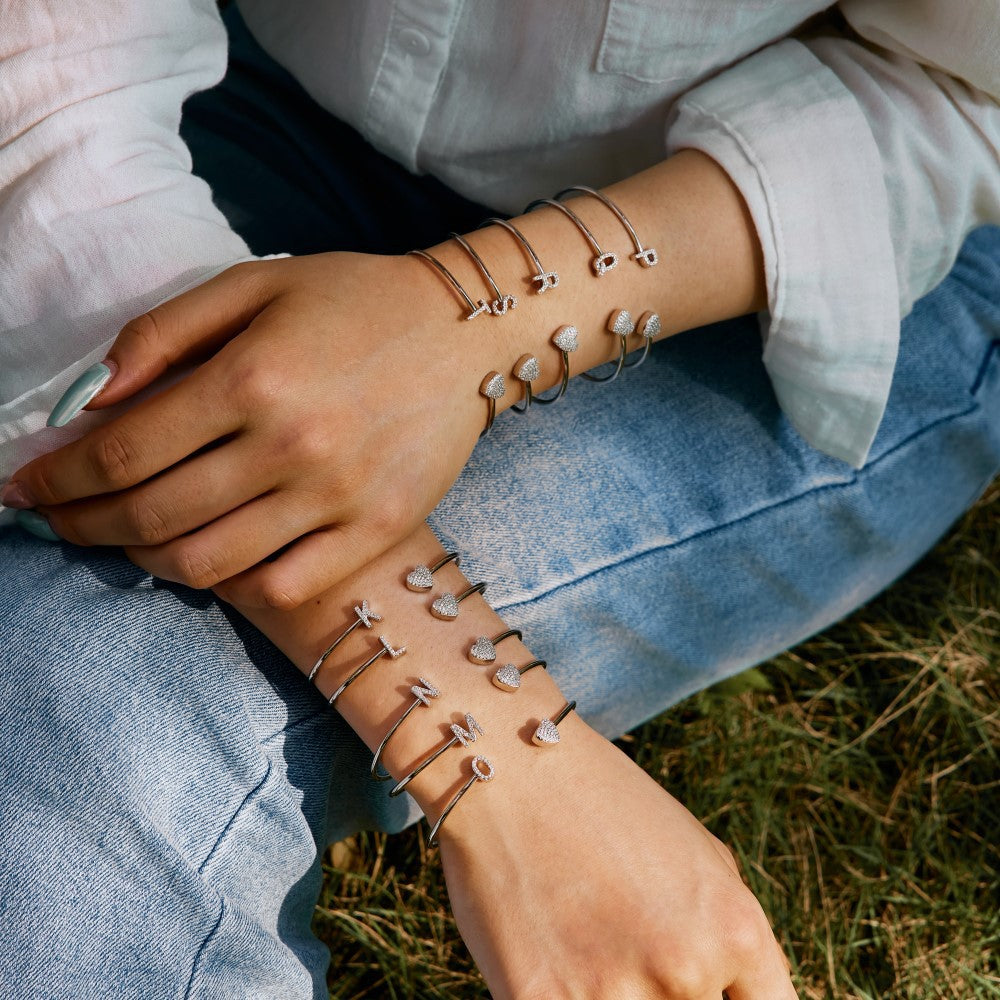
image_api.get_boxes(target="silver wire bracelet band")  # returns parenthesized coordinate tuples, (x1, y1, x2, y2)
(479, 371, 506, 436)
(407, 248, 491, 321)
(328, 635, 407, 708)
(426, 755, 495, 847)
(555, 186, 659, 268)
(405, 551, 461, 592)
(510, 354, 541, 414)
(580, 308, 634, 384)
(479, 217, 559, 293)
(308, 600, 383, 684)
(493, 658, 547, 692)
(532, 700, 577, 745)
(370, 676, 442, 781)
(449, 232, 518, 316)
(534, 325, 580, 405)
(623, 311, 661, 370)
(468, 628, 523, 665)
(431, 581, 488, 621)
(525, 198, 618, 276)
(390, 711, 486, 797)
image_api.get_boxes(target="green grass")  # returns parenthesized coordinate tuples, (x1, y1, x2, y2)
(314, 481, 999, 999)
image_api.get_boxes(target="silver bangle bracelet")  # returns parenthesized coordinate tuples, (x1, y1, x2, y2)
(532, 699, 577, 746)
(327, 635, 406, 708)
(390, 711, 486, 797)
(407, 248, 491, 321)
(579, 308, 634, 384)
(449, 232, 518, 316)
(405, 551, 461, 592)
(555, 185, 659, 268)
(370, 677, 441, 781)
(492, 657, 547, 693)
(479, 217, 559, 293)
(468, 628, 523, 665)
(524, 197, 618, 276)
(426, 754, 495, 847)
(430, 581, 488, 621)
(623, 311, 661, 370)
(534, 325, 580, 405)
(308, 600, 383, 684)
(479, 371, 506, 436)
(510, 354, 541, 414)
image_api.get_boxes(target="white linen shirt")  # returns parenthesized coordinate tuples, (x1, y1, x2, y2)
(2, 1, 999, 528)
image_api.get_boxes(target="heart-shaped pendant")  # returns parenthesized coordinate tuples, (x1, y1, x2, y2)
(532, 719, 561, 745)
(480, 372, 506, 399)
(469, 636, 496, 664)
(406, 564, 434, 591)
(431, 593, 460, 620)
(609, 308, 635, 337)
(638, 312, 661, 340)
(514, 355, 540, 382)
(492, 663, 521, 691)
(552, 325, 579, 353)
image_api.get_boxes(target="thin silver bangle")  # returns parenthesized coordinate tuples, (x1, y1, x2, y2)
(426, 755, 495, 847)
(308, 600, 382, 684)
(524, 197, 618, 276)
(449, 232, 518, 316)
(531, 700, 578, 746)
(407, 248, 490, 320)
(390, 711, 486, 797)
(327, 635, 406, 708)
(510, 354, 541, 414)
(623, 311, 661, 369)
(479, 217, 559, 293)
(370, 677, 441, 781)
(534, 325, 579, 405)
(468, 628, 523, 665)
(579, 308, 633, 384)
(555, 185, 659, 268)
(479, 371, 506, 436)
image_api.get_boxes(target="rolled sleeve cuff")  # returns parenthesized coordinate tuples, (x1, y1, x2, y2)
(666, 39, 899, 468)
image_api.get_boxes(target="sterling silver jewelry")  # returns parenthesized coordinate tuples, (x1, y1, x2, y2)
(534, 325, 579, 405)
(531, 700, 577, 746)
(390, 711, 486, 797)
(450, 232, 518, 316)
(493, 658, 547, 693)
(555, 186, 659, 268)
(328, 635, 407, 708)
(480, 217, 559, 293)
(479, 371, 505, 437)
(468, 628, 523, 665)
(623, 310, 661, 369)
(370, 677, 441, 781)
(408, 248, 491, 321)
(405, 551, 461, 592)
(525, 198, 618, 276)
(431, 581, 487, 621)
(308, 600, 382, 684)
(426, 754, 495, 847)
(580, 308, 633, 384)
(510, 354, 541, 414)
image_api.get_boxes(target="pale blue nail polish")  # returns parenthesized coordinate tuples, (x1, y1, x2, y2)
(15, 510, 61, 542)
(47, 362, 114, 428)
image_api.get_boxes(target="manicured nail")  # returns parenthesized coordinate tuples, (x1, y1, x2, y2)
(47, 361, 115, 427)
(0, 481, 34, 509)
(15, 510, 61, 542)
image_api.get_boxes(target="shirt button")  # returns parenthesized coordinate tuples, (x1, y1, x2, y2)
(399, 27, 431, 57)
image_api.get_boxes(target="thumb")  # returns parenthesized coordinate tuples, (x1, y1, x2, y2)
(88, 260, 273, 410)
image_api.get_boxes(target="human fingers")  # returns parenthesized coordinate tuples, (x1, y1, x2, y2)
(122, 491, 318, 592)
(722, 908, 798, 1000)
(9, 363, 241, 508)
(86, 260, 274, 410)
(42, 436, 271, 548)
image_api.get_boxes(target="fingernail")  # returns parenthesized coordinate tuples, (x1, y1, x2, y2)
(47, 361, 115, 428)
(15, 510, 61, 542)
(0, 481, 34, 509)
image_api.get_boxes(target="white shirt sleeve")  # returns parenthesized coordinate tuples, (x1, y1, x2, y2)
(0, 0, 257, 511)
(665, 4, 1000, 468)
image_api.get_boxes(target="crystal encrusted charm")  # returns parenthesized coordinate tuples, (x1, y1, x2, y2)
(469, 636, 497, 664)
(431, 593, 460, 620)
(532, 719, 561, 745)
(405, 565, 434, 591)
(552, 325, 579, 353)
(493, 663, 521, 691)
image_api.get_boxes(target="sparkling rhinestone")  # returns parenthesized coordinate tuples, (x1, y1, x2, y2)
(412, 678, 440, 706)
(594, 252, 618, 275)
(514, 355, 540, 382)
(469, 636, 497, 664)
(638, 312, 661, 340)
(532, 719, 561, 746)
(533, 271, 559, 292)
(480, 372, 506, 400)
(431, 593, 460, 620)
(634, 247, 659, 267)
(406, 564, 434, 591)
(355, 600, 382, 628)
(552, 325, 579, 353)
(492, 663, 521, 691)
(609, 309, 634, 337)
(379, 636, 406, 658)
(471, 755, 495, 781)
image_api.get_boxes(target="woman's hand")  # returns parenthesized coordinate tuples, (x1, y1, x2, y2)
(6, 254, 492, 607)
(438, 720, 797, 1000)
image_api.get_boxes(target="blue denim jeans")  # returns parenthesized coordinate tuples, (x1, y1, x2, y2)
(2, 7, 998, 998)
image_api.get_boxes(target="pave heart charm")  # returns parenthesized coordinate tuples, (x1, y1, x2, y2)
(480, 372, 506, 399)
(492, 663, 522, 691)
(609, 308, 635, 337)
(514, 355, 540, 382)
(431, 593, 460, 620)
(552, 325, 579, 353)
(638, 312, 661, 340)
(406, 564, 434, 591)
(469, 636, 497, 664)
(532, 719, 561, 745)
